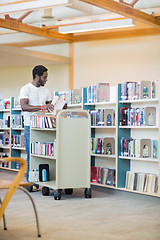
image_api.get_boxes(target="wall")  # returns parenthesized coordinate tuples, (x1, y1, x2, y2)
(0, 64, 69, 98)
(0, 34, 160, 98)
(74, 35, 160, 88)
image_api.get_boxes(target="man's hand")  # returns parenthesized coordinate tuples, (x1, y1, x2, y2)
(63, 103, 67, 109)
(43, 103, 54, 112)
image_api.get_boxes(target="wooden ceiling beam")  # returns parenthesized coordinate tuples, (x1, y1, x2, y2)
(80, 0, 160, 29)
(0, 18, 73, 42)
(4, 39, 65, 48)
(17, 11, 33, 22)
(74, 27, 160, 42)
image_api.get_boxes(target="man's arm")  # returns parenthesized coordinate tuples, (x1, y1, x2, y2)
(20, 98, 54, 112)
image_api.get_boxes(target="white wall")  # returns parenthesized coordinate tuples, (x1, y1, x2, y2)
(0, 34, 160, 98)
(74, 35, 160, 88)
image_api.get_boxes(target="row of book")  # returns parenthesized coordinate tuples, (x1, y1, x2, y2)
(0, 132, 10, 147)
(31, 141, 56, 157)
(120, 138, 157, 159)
(31, 115, 56, 129)
(0, 161, 9, 168)
(0, 161, 20, 170)
(0, 153, 9, 168)
(87, 83, 110, 103)
(12, 134, 25, 148)
(0, 99, 10, 110)
(91, 167, 116, 187)
(55, 88, 82, 105)
(12, 115, 24, 128)
(29, 164, 50, 182)
(89, 109, 115, 126)
(121, 81, 158, 101)
(0, 116, 10, 128)
(91, 137, 115, 155)
(120, 107, 156, 126)
(125, 171, 158, 194)
(13, 96, 21, 108)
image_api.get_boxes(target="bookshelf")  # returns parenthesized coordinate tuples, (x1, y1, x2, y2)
(117, 82, 160, 197)
(0, 97, 26, 171)
(0, 81, 159, 198)
(30, 110, 91, 200)
(0, 98, 11, 169)
(83, 85, 118, 189)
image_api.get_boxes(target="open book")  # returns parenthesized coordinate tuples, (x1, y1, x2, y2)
(49, 96, 66, 116)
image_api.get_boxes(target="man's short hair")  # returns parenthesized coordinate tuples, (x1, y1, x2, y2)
(32, 65, 48, 79)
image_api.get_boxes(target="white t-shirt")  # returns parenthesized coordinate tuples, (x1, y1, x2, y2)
(20, 83, 52, 126)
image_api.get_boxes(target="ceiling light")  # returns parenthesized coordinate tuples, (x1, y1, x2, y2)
(59, 18, 135, 34)
(42, 8, 54, 19)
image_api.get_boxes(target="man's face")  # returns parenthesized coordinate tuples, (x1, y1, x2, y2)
(38, 71, 48, 86)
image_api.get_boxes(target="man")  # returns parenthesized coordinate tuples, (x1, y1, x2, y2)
(20, 65, 54, 191)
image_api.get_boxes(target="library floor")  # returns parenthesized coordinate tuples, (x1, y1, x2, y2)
(0, 169, 160, 240)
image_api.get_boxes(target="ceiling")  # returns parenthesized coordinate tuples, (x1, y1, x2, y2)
(0, 0, 160, 68)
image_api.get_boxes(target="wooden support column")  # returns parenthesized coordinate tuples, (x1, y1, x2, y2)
(69, 43, 74, 90)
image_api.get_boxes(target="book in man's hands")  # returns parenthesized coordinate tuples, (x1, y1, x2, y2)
(50, 96, 66, 116)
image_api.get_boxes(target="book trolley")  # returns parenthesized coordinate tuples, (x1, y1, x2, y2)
(30, 110, 91, 200)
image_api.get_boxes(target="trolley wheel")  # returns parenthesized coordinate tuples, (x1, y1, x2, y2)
(65, 188, 73, 195)
(42, 186, 50, 196)
(54, 189, 61, 200)
(84, 188, 91, 198)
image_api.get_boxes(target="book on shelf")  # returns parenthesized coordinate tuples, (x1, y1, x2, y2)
(13, 96, 21, 108)
(125, 171, 134, 190)
(31, 115, 56, 129)
(143, 173, 158, 193)
(87, 83, 110, 103)
(121, 81, 158, 101)
(120, 137, 158, 159)
(0, 132, 10, 146)
(140, 81, 151, 99)
(103, 137, 115, 155)
(0, 99, 10, 110)
(152, 140, 158, 159)
(12, 134, 25, 148)
(72, 89, 82, 104)
(140, 139, 151, 158)
(91, 137, 115, 155)
(145, 107, 156, 126)
(98, 83, 110, 102)
(90, 167, 116, 186)
(91, 166, 99, 183)
(97, 167, 102, 184)
(105, 168, 116, 187)
(31, 141, 56, 156)
(54, 88, 82, 105)
(125, 171, 158, 193)
(89, 109, 115, 126)
(101, 168, 109, 184)
(29, 170, 39, 182)
(104, 109, 115, 126)
(0, 116, 10, 128)
(12, 115, 24, 128)
(120, 138, 141, 158)
(152, 80, 159, 99)
(119, 106, 156, 127)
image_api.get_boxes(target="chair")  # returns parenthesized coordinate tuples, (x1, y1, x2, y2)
(0, 157, 41, 237)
